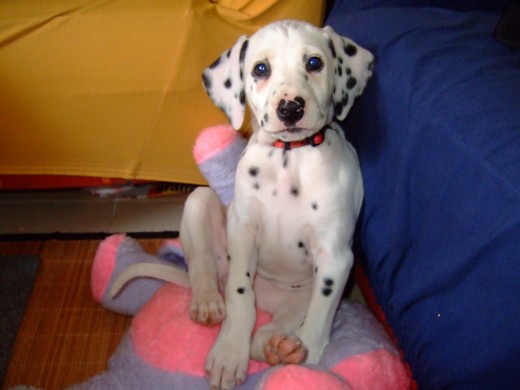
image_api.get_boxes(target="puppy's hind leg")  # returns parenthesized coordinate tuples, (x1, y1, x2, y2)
(180, 187, 228, 326)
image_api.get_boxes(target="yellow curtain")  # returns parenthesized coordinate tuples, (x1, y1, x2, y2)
(0, 0, 325, 185)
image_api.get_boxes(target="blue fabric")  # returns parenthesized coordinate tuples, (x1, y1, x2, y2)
(327, 3, 520, 389)
(330, 0, 514, 13)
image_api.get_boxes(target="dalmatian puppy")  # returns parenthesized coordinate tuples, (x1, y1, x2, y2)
(112, 19, 373, 390)
(179, 20, 374, 390)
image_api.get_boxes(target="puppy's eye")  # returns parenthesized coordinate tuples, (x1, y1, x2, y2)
(253, 62, 270, 78)
(306, 56, 323, 72)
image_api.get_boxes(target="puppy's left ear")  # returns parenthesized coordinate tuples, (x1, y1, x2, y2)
(323, 26, 375, 121)
(202, 35, 249, 130)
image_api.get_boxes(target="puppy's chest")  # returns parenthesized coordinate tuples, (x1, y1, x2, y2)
(235, 138, 348, 237)
(235, 142, 346, 278)
(237, 146, 335, 214)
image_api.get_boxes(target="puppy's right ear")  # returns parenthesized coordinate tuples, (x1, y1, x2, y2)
(202, 35, 249, 130)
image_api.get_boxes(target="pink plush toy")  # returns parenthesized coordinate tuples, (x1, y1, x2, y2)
(76, 125, 409, 390)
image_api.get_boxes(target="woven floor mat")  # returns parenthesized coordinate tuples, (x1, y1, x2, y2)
(0, 239, 164, 389)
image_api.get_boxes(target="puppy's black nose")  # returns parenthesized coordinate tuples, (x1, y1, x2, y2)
(276, 97, 305, 126)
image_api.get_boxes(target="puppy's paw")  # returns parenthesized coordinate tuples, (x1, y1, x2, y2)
(189, 290, 226, 326)
(205, 337, 250, 389)
(264, 334, 308, 365)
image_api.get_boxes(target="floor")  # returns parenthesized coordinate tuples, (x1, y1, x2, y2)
(0, 238, 161, 390)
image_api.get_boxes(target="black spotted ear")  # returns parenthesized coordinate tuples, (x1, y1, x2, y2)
(323, 26, 375, 121)
(202, 35, 249, 130)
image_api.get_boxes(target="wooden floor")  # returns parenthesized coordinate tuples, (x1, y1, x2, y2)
(0, 238, 164, 390)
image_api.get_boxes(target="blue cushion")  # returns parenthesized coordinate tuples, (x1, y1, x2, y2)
(327, 3, 520, 389)
(330, 0, 513, 13)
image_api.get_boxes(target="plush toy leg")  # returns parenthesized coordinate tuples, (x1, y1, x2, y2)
(259, 365, 352, 390)
(91, 234, 185, 315)
(157, 239, 187, 271)
(193, 124, 246, 206)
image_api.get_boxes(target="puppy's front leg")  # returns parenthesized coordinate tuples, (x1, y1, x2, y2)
(296, 246, 354, 364)
(206, 203, 258, 390)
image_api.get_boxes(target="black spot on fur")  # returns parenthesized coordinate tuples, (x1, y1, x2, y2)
(337, 65, 343, 77)
(334, 102, 343, 117)
(328, 39, 337, 58)
(338, 56, 343, 64)
(226, 49, 231, 58)
(227, 255, 231, 261)
(209, 56, 221, 69)
(224, 78, 232, 89)
(298, 241, 305, 248)
(202, 73, 211, 91)
(290, 186, 299, 197)
(334, 94, 349, 116)
(324, 278, 334, 287)
(291, 285, 302, 289)
(246, 272, 250, 278)
(283, 151, 289, 168)
(263, 113, 269, 124)
(322, 287, 333, 297)
(347, 77, 357, 90)
(249, 166, 259, 176)
(311, 202, 318, 210)
(237, 287, 245, 294)
(344, 44, 357, 57)
(315, 266, 318, 274)
(253, 182, 260, 190)
(239, 89, 245, 105)
(346, 67, 352, 76)
(239, 39, 249, 64)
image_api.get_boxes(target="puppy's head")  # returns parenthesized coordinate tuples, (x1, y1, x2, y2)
(202, 20, 374, 142)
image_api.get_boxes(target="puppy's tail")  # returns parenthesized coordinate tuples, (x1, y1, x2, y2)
(110, 263, 191, 298)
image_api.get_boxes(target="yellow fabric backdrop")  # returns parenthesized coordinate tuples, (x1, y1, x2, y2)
(0, 0, 325, 185)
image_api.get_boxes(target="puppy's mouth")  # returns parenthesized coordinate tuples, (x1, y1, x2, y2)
(275, 127, 313, 141)
(284, 127, 305, 134)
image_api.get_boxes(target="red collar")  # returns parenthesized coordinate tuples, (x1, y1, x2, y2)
(272, 127, 327, 150)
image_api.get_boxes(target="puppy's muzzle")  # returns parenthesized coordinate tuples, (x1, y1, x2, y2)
(276, 97, 305, 126)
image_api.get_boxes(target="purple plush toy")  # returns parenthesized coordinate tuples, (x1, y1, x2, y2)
(73, 125, 409, 389)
